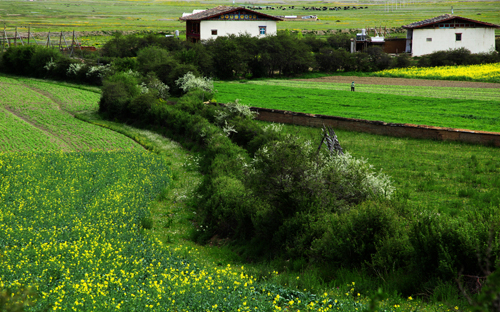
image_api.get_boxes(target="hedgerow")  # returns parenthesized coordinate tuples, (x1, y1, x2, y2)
(97, 71, 500, 298)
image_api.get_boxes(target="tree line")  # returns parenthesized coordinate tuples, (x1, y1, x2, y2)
(2, 31, 499, 89)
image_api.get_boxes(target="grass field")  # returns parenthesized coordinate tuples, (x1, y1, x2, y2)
(214, 80, 500, 133)
(0, 76, 391, 312)
(1, 74, 485, 310)
(0, 75, 142, 152)
(1, 0, 499, 34)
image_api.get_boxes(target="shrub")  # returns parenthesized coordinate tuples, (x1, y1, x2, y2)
(85, 63, 114, 84)
(99, 71, 141, 116)
(141, 72, 170, 100)
(101, 32, 139, 58)
(128, 92, 157, 117)
(2, 45, 38, 75)
(392, 53, 412, 68)
(112, 57, 137, 72)
(326, 33, 354, 51)
(241, 135, 395, 251)
(136, 46, 172, 74)
(366, 46, 392, 71)
(175, 71, 214, 94)
(409, 210, 500, 281)
(316, 48, 352, 72)
(29, 46, 63, 78)
(311, 200, 407, 268)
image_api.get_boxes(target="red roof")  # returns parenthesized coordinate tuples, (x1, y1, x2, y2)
(402, 14, 500, 29)
(179, 6, 282, 21)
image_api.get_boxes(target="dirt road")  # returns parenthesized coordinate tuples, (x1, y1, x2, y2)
(293, 76, 500, 89)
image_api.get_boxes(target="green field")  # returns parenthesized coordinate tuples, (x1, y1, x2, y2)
(0, 76, 387, 312)
(215, 80, 500, 133)
(0, 0, 499, 34)
(0, 75, 142, 152)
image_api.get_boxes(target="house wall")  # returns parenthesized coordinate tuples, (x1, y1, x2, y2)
(411, 27, 495, 56)
(199, 20, 277, 40)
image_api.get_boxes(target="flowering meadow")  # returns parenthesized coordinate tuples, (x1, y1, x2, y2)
(0, 151, 373, 311)
(373, 62, 500, 83)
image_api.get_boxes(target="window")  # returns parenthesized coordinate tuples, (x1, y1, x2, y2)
(211, 29, 217, 36)
(426, 38, 432, 42)
(259, 26, 266, 35)
(456, 33, 462, 41)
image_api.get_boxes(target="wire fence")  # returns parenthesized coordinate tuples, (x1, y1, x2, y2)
(1, 25, 92, 56)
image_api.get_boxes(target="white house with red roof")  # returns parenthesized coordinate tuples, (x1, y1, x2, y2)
(179, 6, 282, 43)
(402, 14, 500, 56)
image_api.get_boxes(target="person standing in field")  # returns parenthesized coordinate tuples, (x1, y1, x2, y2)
(351, 81, 355, 92)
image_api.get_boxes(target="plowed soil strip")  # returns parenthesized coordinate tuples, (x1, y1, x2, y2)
(294, 76, 500, 89)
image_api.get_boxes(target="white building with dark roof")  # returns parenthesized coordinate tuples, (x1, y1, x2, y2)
(179, 6, 282, 43)
(402, 14, 500, 56)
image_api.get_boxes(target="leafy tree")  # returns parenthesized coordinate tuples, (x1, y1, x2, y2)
(205, 34, 248, 79)
(366, 46, 392, 71)
(326, 33, 354, 51)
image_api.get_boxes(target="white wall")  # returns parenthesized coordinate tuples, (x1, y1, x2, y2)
(411, 27, 495, 56)
(199, 20, 277, 40)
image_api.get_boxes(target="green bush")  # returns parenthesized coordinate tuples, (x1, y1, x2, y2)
(194, 175, 256, 241)
(112, 57, 137, 72)
(2, 45, 38, 75)
(409, 210, 500, 281)
(29, 46, 63, 78)
(392, 53, 412, 68)
(99, 71, 141, 116)
(136, 46, 172, 74)
(326, 33, 354, 51)
(128, 92, 157, 117)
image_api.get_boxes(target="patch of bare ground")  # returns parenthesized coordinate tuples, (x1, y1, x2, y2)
(294, 76, 500, 89)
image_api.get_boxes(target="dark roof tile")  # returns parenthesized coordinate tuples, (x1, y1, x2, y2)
(402, 14, 500, 29)
(179, 6, 282, 21)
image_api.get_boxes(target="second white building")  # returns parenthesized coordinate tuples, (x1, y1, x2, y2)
(403, 14, 500, 56)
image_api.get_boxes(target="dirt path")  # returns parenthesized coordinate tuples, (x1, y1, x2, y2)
(293, 76, 500, 89)
(2, 106, 72, 150)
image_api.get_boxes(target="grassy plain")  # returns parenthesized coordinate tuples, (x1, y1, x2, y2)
(0, 75, 482, 310)
(214, 81, 500, 133)
(0, 0, 499, 35)
(0, 76, 409, 311)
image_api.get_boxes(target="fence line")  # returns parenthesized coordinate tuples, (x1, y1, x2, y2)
(1, 25, 86, 56)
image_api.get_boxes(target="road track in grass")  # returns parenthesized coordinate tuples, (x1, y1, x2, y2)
(294, 76, 500, 89)
(0, 75, 143, 152)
